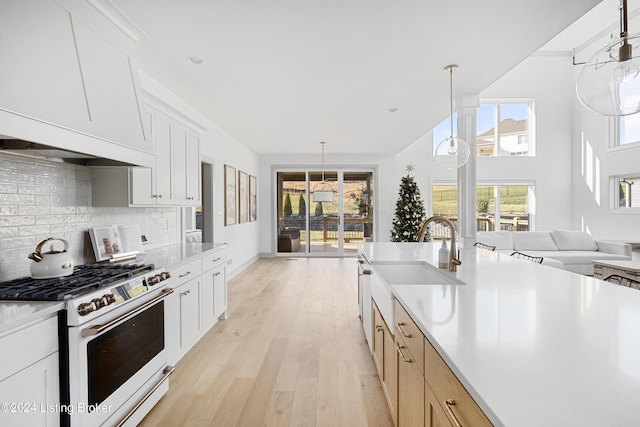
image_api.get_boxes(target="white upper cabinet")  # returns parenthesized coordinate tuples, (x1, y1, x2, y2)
(92, 106, 200, 207)
(0, 0, 153, 167)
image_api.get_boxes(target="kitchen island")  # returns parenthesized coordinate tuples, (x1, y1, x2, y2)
(359, 242, 640, 427)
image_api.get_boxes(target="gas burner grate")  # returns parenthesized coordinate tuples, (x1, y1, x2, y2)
(0, 263, 155, 301)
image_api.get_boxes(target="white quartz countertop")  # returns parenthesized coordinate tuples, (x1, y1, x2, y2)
(360, 242, 640, 427)
(139, 242, 228, 269)
(0, 301, 64, 335)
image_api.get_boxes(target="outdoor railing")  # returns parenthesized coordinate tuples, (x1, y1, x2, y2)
(323, 217, 372, 242)
(427, 216, 529, 240)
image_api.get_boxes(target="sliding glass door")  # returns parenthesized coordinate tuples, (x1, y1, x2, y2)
(276, 169, 374, 256)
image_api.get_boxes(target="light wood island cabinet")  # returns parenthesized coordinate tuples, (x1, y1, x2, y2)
(372, 302, 397, 425)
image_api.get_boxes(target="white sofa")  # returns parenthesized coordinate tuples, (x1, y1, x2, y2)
(476, 230, 632, 275)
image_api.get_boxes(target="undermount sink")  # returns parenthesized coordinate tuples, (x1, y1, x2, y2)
(371, 261, 465, 286)
(369, 261, 463, 330)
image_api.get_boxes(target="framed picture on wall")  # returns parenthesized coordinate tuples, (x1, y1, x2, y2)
(249, 175, 257, 222)
(224, 164, 236, 226)
(238, 170, 249, 224)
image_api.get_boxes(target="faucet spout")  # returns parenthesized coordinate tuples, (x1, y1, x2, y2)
(417, 216, 461, 272)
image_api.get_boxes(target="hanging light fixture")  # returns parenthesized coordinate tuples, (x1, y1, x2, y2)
(435, 65, 470, 169)
(576, 0, 640, 116)
(312, 141, 334, 202)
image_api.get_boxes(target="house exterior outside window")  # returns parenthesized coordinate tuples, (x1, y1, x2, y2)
(477, 101, 535, 157)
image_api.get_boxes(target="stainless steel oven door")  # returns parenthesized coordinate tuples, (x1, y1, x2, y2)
(67, 287, 173, 427)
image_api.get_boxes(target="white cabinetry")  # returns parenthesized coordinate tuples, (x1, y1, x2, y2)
(0, 0, 154, 167)
(92, 106, 201, 207)
(0, 315, 60, 427)
(200, 250, 228, 332)
(165, 259, 202, 365)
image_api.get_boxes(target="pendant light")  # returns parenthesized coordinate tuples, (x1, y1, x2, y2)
(312, 141, 334, 202)
(576, 0, 640, 116)
(435, 65, 470, 169)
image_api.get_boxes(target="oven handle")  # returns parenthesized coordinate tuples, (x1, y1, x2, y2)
(115, 365, 175, 427)
(81, 288, 174, 337)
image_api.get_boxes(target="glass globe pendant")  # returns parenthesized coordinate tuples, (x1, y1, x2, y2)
(435, 65, 470, 169)
(576, 0, 640, 116)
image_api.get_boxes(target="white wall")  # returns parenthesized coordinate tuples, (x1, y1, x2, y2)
(570, 28, 640, 241)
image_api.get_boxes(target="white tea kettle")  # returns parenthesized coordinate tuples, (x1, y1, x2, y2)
(28, 238, 75, 279)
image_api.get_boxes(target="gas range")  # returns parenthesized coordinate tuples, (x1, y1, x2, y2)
(0, 263, 172, 325)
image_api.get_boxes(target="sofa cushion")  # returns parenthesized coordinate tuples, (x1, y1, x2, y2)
(550, 230, 598, 251)
(512, 232, 558, 251)
(476, 231, 513, 250)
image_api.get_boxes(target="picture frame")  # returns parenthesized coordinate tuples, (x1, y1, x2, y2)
(249, 175, 257, 222)
(224, 165, 236, 226)
(238, 170, 249, 224)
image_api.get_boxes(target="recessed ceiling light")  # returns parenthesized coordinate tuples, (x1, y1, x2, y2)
(388, 107, 398, 112)
(187, 56, 203, 65)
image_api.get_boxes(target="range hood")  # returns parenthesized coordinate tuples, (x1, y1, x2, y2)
(0, 139, 140, 166)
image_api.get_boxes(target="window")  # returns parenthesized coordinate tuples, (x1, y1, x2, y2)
(477, 101, 534, 157)
(431, 101, 534, 157)
(431, 183, 533, 238)
(613, 175, 640, 209)
(614, 114, 640, 147)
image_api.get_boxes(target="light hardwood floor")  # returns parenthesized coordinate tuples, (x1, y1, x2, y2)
(140, 257, 394, 427)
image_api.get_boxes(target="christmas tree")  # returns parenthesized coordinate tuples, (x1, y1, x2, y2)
(390, 164, 427, 242)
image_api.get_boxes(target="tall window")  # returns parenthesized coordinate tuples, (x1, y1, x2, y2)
(477, 101, 534, 157)
(431, 183, 533, 238)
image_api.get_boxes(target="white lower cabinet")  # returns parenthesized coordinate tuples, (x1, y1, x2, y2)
(0, 315, 60, 427)
(165, 248, 228, 365)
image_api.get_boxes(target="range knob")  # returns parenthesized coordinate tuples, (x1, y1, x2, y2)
(78, 301, 97, 316)
(161, 271, 171, 280)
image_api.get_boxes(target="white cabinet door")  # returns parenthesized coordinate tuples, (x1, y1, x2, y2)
(179, 278, 200, 354)
(0, 0, 88, 128)
(201, 264, 227, 332)
(213, 266, 227, 320)
(173, 123, 188, 204)
(0, 353, 59, 427)
(185, 132, 201, 205)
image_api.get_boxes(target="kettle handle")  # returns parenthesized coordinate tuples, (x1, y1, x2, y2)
(35, 237, 69, 254)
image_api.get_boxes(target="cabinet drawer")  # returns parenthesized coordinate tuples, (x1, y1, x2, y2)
(0, 316, 58, 382)
(394, 300, 424, 374)
(202, 250, 227, 272)
(167, 259, 202, 287)
(424, 339, 493, 427)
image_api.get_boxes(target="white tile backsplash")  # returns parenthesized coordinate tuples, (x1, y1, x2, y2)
(0, 153, 179, 281)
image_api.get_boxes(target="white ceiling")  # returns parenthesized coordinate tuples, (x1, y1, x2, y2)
(111, 0, 603, 155)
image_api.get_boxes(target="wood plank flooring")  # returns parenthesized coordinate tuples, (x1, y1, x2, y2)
(140, 257, 394, 427)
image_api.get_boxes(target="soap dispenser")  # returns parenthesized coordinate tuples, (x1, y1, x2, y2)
(438, 238, 449, 269)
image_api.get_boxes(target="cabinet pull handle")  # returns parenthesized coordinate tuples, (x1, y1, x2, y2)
(396, 343, 412, 363)
(444, 399, 463, 427)
(212, 257, 221, 262)
(358, 259, 364, 264)
(362, 269, 372, 275)
(396, 322, 411, 338)
(157, 194, 163, 198)
(181, 290, 191, 296)
(375, 324, 383, 332)
(214, 272, 221, 277)
(179, 271, 191, 278)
